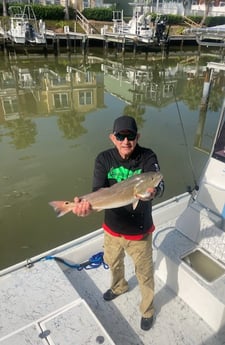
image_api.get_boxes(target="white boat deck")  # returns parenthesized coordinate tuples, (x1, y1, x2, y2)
(0, 193, 225, 345)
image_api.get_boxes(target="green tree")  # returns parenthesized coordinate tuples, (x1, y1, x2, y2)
(2, 0, 7, 16)
(57, 111, 87, 139)
(4, 118, 37, 149)
(200, 0, 214, 26)
(123, 103, 145, 129)
(64, 0, 69, 20)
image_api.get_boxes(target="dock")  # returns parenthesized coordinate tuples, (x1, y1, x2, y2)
(0, 29, 198, 56)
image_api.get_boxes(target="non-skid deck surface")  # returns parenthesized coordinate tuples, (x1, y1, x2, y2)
(65, 254, 225, 345)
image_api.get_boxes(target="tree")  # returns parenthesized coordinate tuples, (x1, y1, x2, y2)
(200, 0, 214, 26)
(64, 0, 69, 20)
(3, 0, 7, 17)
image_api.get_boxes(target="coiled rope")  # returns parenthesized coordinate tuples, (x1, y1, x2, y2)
(43, 251, 109, 270)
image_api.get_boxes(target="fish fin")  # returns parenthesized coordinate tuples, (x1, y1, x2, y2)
(132, 200, 139, 210)
(136, 195, 151, 201)
(49, 201, 73, 218)
(135, 192, 151, 201)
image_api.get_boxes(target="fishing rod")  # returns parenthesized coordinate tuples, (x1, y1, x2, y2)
(173, 89, 199, 195)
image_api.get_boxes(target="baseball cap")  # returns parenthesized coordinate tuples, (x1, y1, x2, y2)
(113, 116, 137, 134)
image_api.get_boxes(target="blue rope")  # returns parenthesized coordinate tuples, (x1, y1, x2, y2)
(43, 251, 109, 270)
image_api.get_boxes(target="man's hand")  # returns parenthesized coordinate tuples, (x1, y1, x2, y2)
(72, 197, 92, 217)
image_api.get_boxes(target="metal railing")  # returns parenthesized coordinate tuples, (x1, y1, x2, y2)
(75, 9, 100, 34)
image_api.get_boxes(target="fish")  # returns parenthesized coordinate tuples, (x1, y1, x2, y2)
(49, 171, 163, 217)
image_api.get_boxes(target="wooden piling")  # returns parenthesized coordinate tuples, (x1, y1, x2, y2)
(122, 37, 125, 56)
(104, 36, 108, 56)
(133, 40, 137, 56)
(82, 35, 87, 56)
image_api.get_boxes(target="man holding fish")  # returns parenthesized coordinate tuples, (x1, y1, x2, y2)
(72, 116, 164, 331)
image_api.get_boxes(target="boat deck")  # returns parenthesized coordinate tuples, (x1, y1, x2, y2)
(65, 255, 225, 345)
(0, 228, 224, 344)
(0, 194, 225, 344)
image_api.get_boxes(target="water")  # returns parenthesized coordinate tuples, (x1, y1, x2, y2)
(0, 51, 224, 269)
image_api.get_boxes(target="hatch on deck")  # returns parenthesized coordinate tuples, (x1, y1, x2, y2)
(181, 248, 225, 283)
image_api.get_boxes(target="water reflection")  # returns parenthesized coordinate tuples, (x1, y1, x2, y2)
(0, 53, 224, 269)
(1, 55, 224, 150)
(0, 61, 105, 147)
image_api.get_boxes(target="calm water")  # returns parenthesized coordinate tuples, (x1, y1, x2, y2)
(0, 50, 224, 269)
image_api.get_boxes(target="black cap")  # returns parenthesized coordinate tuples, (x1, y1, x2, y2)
(113, 116, 137, 135)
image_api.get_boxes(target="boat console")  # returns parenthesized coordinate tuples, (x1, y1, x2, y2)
(154, 64, 225, 333)
(196, 104, 225, 226)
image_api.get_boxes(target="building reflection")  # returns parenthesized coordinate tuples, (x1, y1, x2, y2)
(0, 70, 19, 121)
(102, 61, 178, 106)
(0, 57, 225, 151)
(0, 63, 105, 121)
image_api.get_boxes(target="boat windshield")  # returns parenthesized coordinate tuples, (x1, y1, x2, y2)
(212, 114, 225, 162)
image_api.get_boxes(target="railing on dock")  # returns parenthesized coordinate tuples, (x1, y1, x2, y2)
(75, 9, 100, 34)
(183, 16, 201, 28)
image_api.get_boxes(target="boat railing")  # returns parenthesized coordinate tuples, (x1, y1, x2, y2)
(9, 5, 37, 21)
(13, 14, 29, 20)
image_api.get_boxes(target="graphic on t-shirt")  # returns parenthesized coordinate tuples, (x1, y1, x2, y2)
(108, 166, 142, 182)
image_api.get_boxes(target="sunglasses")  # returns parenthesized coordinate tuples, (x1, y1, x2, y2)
(114, 132, 137, 141)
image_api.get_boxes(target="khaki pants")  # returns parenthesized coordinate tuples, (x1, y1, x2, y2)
(104, 232, 154, 318)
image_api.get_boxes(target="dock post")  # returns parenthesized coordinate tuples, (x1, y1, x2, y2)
(57, 37, 60, 56)
(3, 37, 7, 56)
(116, 39, 121, 56)
(82, 35, 86, 56)
(122, 37, 125, 56)
(179, 37, 184, 51)
(73, 35, 77, 53)
(133, 39, 137, 56)
(53, 37, 57, 56)
(221, 47, 225, 60)
(66, 34, 71, 53)
(43, 40, 48, 57)
(104, 36, 108, 57)
(86, 37, 89, 55)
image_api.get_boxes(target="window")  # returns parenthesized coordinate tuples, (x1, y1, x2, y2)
(54, 93, 69, 109)
(79, 91, 92, 105)
(2, 98, 19, 114)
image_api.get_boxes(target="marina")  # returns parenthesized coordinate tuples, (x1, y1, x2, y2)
(2, 0, 225, 57)
(0, 4, 199, 56)
(0, 32, 196, 55)
(0, 29, 198, 57)
(0, 30, 173, 57)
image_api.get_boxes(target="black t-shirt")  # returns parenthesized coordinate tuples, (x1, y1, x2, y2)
(92, 144, 162, 236)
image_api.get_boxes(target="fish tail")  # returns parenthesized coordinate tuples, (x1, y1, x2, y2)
(49, 201, 73, 217)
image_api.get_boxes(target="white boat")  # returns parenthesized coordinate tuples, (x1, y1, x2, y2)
(7, 5, 46, 45)
(111, 5, 168, 44)
(0, 62, 225, 344)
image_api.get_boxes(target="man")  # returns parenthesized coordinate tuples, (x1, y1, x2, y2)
(72, 115, 164, 331)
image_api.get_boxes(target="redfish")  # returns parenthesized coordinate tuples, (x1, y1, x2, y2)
(49, 171, 163, 217)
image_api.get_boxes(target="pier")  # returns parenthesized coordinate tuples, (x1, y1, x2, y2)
(0, 29, 198, 57)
